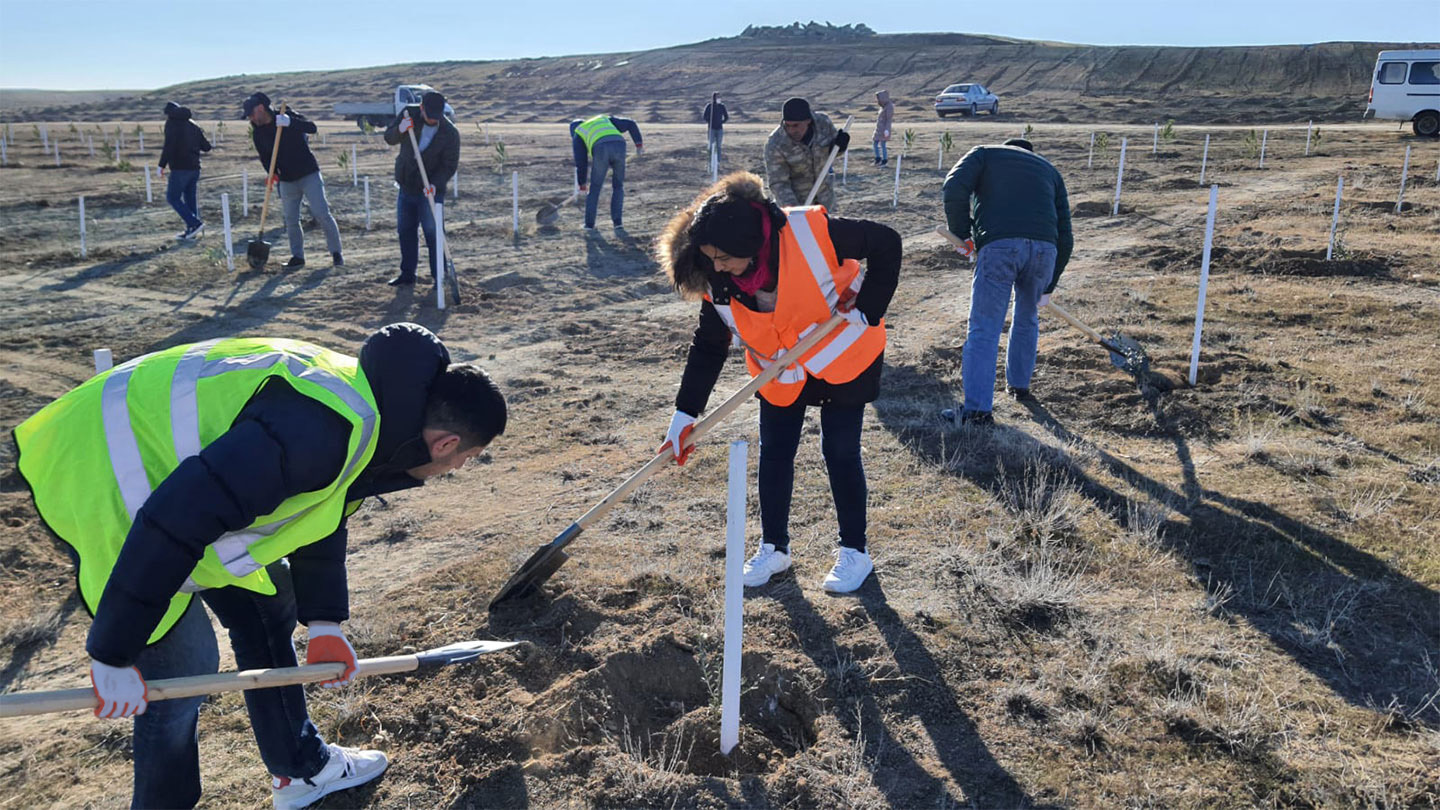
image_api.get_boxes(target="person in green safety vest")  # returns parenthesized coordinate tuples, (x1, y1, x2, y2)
(11, 323, 507, 810)
(569, 113, 644, 230)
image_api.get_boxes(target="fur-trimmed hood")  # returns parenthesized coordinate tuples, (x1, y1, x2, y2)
(655, 171, 785, 300)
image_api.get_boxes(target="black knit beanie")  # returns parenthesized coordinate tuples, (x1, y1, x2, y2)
(781, 97, 811, 122)
(693, 199, 765, 258)
(1003, 138, 1035, 152)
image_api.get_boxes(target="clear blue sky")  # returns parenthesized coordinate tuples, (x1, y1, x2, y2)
(1, 0, 1435, 90)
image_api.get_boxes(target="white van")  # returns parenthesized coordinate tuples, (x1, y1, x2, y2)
(1364, 50, 1440, 137)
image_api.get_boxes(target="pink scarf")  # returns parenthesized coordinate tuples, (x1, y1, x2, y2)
(731, 202, 775, 295)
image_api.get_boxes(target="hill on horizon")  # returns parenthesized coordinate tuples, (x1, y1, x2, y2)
(2, 29, 1436, 125)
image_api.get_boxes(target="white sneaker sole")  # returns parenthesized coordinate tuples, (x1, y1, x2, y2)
(743, 562, 791, 588)
(273, 753, 389, 810)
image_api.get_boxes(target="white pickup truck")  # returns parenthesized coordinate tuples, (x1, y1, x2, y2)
(333, 84, 456, 129)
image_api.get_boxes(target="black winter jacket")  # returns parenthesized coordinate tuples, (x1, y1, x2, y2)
(87, 324, 451, 667)
(675, 215, 902, 416)
(249, 108, 321, 182)
(384, 108, 460, 196)
(158, 106, 212, 172)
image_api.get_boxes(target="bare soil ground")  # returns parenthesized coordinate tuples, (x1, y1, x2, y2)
(1, 117, 1437, 808)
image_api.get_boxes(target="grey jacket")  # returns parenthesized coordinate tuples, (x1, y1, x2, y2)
(763, 111, 839, 209)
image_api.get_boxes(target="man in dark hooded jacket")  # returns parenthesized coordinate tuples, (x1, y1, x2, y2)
(157, 101, 212, 240)
(13, 323, 506, 810)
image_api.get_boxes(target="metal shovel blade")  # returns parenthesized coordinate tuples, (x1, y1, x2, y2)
(445, 258, 462, 304)
(535, 200, 564, 225)
(245, 238, 270, 270)
(1105, 332, 1150, 374)
(413, 640, 521, 668)
(489, 543, 570, 609)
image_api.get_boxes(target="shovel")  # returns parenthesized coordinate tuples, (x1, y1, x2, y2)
(803, 115, 854, 207)
(535, 188, 578, 225)
(489, 312, 849, 609)
(934, 226, 1149, 374)
(245, 102, 285, 271)
(404, 120, 463, 305)
(0, 640, 519, 718)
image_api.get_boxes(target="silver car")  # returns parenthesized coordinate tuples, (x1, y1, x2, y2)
(934, 83, 999, 118)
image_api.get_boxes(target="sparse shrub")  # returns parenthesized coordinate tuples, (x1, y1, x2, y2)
(493, 138, 508, 173)
(336, 149, 350, 174)
(114, 158, 132, 171)
(940, 130, 954, 162)
(1310, 126, 1323, 151)
(68, 122, 78, 134)
(1242, 129, 1261, 160)
(1160, 119, 1176, 141)
(902, 128, 915, 155)
(1023, 123, 1034, 140)
(1095, 131, 1110, 153)
(361, 118, 375, 137)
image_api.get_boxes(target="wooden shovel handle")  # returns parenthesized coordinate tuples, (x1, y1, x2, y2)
(572, 313, 848, 533)
(255, 101, 286, 235)
(405, 123, 455, 265)
(803, 116, 854, 207)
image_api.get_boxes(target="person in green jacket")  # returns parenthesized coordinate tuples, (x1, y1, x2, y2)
(942, 138, 1073, 424)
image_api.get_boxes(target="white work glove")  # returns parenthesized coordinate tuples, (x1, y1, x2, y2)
(1039, 293, 1051, 308)
(305, 623, 358, 687)
(274, 113, 290, 128)
(398, 115, 415, 134)
(90, 659, 147, 718)
(954, 238, 976, 261)
(662, 410, 697, 466)
(423, 184, 435, 198)
(840, 308, 869, 328)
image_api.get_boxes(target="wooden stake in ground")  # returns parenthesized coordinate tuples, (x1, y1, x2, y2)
(1112, 137, 1128, 216)
(1326, 175, 1344, 261)
(1200, 133, 1210, 185)
(720, 439, 747, 756)
(1396, 145, 1411, 213)
(1189, 185, 1219, 386)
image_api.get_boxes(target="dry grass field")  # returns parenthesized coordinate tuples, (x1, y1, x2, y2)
(0, 114, 1437, 808)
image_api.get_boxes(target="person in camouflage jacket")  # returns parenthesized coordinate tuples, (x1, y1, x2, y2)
(763, 97, 848, 210)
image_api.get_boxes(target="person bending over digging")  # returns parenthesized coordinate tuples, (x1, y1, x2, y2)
(12, 323, 506, 810)
(655, 171, 900, 593)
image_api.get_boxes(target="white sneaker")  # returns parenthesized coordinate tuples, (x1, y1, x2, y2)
(742, 543, 792, 587)
(822, 547, 873, 593)
(272, 744, 389, 810)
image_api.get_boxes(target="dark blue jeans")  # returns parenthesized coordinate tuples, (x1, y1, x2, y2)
(758, 399, 868, 554)
(130, 560, 329, 809)
(961, 237, 1058, 414)
(396, 186, 444, 279)
(165, 169, 201, 229)
(586, 137, 626, 228)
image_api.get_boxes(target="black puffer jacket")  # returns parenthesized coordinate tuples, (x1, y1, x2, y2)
(249, 107, 321, 182)
(158, 104, 212, 172)
(87, 324, 451, 667)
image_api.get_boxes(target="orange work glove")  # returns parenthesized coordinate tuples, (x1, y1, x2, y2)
(305, 623, 357, 687)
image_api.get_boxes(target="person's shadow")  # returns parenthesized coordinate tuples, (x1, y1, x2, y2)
(873, 360, 1440, 726)
(766, 577, 1040, 807)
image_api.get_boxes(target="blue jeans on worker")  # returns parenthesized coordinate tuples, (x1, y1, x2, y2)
(707, 128, 724, 163)
(396, 185, 445, 280)
(586, 137, 627, 228)
(873, 140, 888, 163)
(166, 169, 202, 229)
(130, 560, 329, 809)
(961, 237, 1058, 416)
(758, 399, 868, 554)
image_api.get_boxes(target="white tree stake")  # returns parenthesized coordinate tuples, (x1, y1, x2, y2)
(453, 168, 459, 200)
(54, 143, 60, 167)
(435, 202, 447, 311)
(711, 144, 718, 183)
(88, 135, 94, 157)
(891, 152, 902, 208)
(937, 140, 943, 170)
(220, 192, 234, 272)
(1, 137, 6, 165)
(1396, 145, 1411, 213)
(1304, 120, 1313, 156)
(144, 165, 152, 203)
(139, 131, 144, 151)
(351, 144, 358, 186)
(1188, 185, 1218, 386)
(93, 348, 113, 373)
(78, 196, 87, 258)
(484, 124, 490, 145)
(363, 177, 371, 230)
(1152, 123, 1158, 155)
(1088, 131, 1095, 169)
(511, 171, 519, 235)
(1112, 137, 1128, 216)
(1199, 134, 1210, 185)
(1326, 175, 1343, 261)
(719, 439, 747, 756)
(114, 140, 120, 162)
(1259, 129, 1268, 168)
(841, 150, 848, 187)
(40, 125, 48, 150)
(242, 170, 249, 216)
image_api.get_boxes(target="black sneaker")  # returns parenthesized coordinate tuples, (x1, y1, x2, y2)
(961, 410, 994, 426)
(331, 251, 344, 267)
(283, 256, 305, 270)
(387, 273, 416, 287)
(181, 222, 204, 240)
(1008, 386, 1033, 401)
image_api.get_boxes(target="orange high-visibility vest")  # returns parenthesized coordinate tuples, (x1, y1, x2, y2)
(705, 206, 886, 406)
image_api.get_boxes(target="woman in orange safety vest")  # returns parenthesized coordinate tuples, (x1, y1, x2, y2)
(655, 172, 901, 593)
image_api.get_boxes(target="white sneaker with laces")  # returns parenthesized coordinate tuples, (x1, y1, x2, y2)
(742, 542, 792, 587)
(822, 547, 873, 593)
(272, 743, 389, 810)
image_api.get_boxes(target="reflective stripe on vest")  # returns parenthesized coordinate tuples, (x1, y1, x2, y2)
(704, 206, 885, 406)
(575, 115, 623, 156)
(15, 338, 380, 645)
